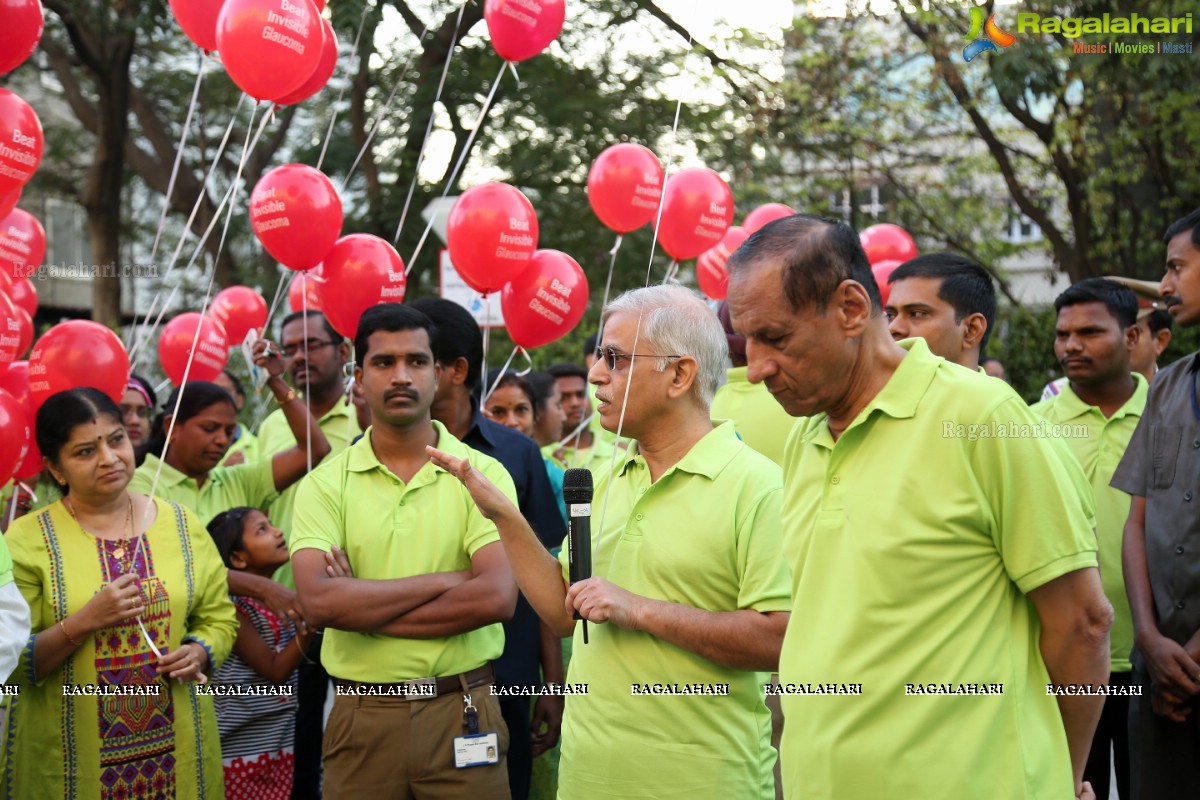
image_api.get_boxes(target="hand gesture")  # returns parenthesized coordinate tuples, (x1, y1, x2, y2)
(425, 446, 521, 522)
(324, 545, 354, 579)
(157, 641, 209, 683)
(252, 338, 286, 379)
(1140, 632, 1200, 699)
(565, 577, 645, 631)
(260, 581, 308, 634)
(531, 694, 564, 757)
(81, 573, 145, 631)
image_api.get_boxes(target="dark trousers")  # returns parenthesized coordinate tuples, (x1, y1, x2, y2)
(1083, 671, 1130, 800)
(1129, 648, 1200, 800)
(499, 697, 532, 800)
(292, 635, 328, 800)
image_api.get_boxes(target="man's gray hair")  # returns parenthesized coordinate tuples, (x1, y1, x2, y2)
(602, 285, 727, 408)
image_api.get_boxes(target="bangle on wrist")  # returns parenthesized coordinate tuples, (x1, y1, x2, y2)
(294, 636, 314, 664)
(59, 618, 83, 647)
(275, 388, 297, 405)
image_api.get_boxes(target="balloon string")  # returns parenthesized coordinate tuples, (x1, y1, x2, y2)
(302, 286, 312, 473)
(591, 233, 622, 348)
(129, 97, 247, 367)
(6, 484, 19, 529)
(479, 294, 491, 407)
(389, 2, 467, 243)
(141, 102, 270, 528)
(481, 345, 530, 406)
(662, 259, 679, 284)
(598, 33, 693, 548)
(318, 3, 372, 174)
(506, 60, 522, 87)
(406, 59, 508, 275)
(262, 267, 292, 337)
(148, 51, 206, 271)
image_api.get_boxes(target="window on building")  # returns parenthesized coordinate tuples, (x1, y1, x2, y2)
(1003, 204, 1042, 243)
(828, 182, 892, 222)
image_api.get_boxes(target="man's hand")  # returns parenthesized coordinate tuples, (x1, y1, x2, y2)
(565, 577, 645, 630)
(1077, 780, 1096, 800)
(259, 581, 308, 633)
(1150, 683, 1194, 722)
(531, 694, 564, 757)
(425, 446, 522, 523)
(1138, 631, 1200, 699)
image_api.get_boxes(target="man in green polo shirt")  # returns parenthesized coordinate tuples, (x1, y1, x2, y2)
(885, 252, 995, 371)
(290, 303, 518, 799)
(1032, 277, 1146, 800)
(428, 285, 792, 799)
(727, 214, 1112, 800)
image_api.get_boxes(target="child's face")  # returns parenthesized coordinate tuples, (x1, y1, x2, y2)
(233, 510, 290, 571)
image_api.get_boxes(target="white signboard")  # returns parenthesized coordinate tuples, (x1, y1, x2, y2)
(438, 249, 507, 329)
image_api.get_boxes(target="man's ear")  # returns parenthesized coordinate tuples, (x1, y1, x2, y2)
(962, 313, 988, 350)
(446, 357, 470, 387)
(835, 280, 874, 336)
(666, 356, 698, 402)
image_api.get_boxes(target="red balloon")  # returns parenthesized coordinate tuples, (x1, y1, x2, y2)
(743, 203, 794, 235)
(0, 89, 43, 195)
(871, 259, 903, 307)
(159, 313, 229, 385)
(696, 226, 750, 301)
(288, 269, 322, 313)
(0, 187, 20, 219)
(656, 167, 734, 261)
(0, 0, 43, 75)
(9, 278, 36, 318)
(587, 143, 664, 234)
(29, 320, 130, 407)
(250, 164, 342, 270)
(0, 361, 38, 481)
(483, 0, 565, 62)
(501, 250, 589, 349)
(0, 269, 12, 299)
(860, 223, 917, 265)
(0, 387, 28, 487)
(316, 235, 407, 338)
(169, 0, 225, 51)
(211, 286, 268, 346)
(0, 292, 20, 372)
(274, 16, 338, 105)
(0, 209, 46, 280)
(215, 0, 323, 101)
(14, 307, 31, 358)
(447, 183, 538, 295)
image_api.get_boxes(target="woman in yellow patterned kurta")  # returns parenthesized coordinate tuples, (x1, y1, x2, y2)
(2, 387, 236, 800)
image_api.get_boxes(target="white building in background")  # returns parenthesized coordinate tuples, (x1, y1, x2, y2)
(786, 0, 1063, 307)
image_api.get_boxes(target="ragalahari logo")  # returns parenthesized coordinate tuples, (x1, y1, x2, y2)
(964, 8, 1016, 61)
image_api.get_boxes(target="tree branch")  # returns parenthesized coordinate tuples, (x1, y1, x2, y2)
(390, 0, 427, 40)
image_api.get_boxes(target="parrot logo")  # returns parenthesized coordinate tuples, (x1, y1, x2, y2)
(963, 8, 1016, 61)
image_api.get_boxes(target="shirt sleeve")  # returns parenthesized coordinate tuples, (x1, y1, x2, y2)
(1111, 411, 1152, 497)
(464, 456, 516, 557)
(734, 482, 793, 612)
(177, 505, 239, 671)
(972, 396, 1099, 594)
(290, 470, 343, 556)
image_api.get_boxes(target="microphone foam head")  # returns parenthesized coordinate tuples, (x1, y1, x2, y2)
(562, 467, 594, 504)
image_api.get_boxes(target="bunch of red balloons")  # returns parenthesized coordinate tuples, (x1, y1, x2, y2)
(170, 0, 339, 105)
(693, 202, 796, 300)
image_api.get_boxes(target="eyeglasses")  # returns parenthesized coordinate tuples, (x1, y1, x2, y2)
(594, 345, 681, 372)
(281, 339, 339, 359)
(119, 404, 152, 420)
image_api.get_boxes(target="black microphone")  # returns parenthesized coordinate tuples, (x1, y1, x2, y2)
(563, 468, 593, 644)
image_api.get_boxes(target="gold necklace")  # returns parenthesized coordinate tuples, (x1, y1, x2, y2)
(66, 496, 136, 573)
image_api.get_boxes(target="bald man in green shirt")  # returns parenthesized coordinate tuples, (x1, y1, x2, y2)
(727, 214, 1111, 800)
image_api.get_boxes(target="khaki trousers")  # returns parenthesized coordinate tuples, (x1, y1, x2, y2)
(323, 683, 512, 800)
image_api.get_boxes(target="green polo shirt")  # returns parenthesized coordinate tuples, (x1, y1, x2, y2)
(1032, 374, 1147, 672)
(542, 429, 621, 481)
(257, 395, 361, 588)
(710, 366, 798, 467)
(289, 420, 516, 682)
(779, 337, 1097, 799)
(555, 421, 790, 799)
(129, 453, 278, 525)
(218, 423, 261, 467)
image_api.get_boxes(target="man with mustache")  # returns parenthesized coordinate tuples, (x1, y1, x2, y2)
(884, 252, 995, 371)
(1111, 208, 1200, 799)
(290, 303, 518, 799)
(1032, 278, 1147, 800)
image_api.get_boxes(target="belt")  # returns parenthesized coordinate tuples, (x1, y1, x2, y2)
(334, 663, 494, 700)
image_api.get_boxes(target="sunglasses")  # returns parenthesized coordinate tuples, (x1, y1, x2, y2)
(593, 346, 681, 371)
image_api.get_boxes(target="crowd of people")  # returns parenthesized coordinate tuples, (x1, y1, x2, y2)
(0, 206, 1197, 800)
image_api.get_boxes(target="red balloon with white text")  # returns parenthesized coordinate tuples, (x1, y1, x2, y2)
(215, 0, 323, 101)
(501, 250, 588, 349)
(587, 143, 664, 234)
(0, 0, 44, 75)
(316, 235, 407, 338)
(251, 164, 342, 271)
(696, 226, 749, 301)
(275, 17, 338, 105)
(158, 313, 229, 385)
(484, 0, 565, 62)
(9, 278, 36, 318)
(743, 203, 794, 234)
(0, 387, 28, 487)
(0, 361, 38, 481)
(211, 286, 268, 347)
(446, 183, 538, 295)
(169, 0, 225, 52)
(288, 270, 323, 313)
(0, 89, 42, 195)
(656, 168, 734, 261)
(0, 209, 45, 280)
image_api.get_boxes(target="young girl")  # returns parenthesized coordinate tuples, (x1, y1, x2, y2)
(207, 507, 314, 800)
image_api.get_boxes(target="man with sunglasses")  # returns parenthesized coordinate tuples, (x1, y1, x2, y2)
(256, 308, 362, 800)
(424, 285, 792, 799)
